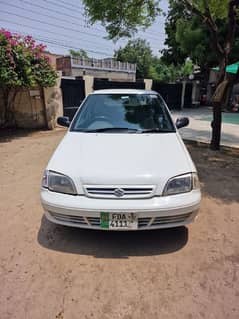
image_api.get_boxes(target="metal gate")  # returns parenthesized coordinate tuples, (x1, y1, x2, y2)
(94, 79, 145, 90)
(184, 83, 193, 108)
(152, 82, 182, 110)
(61, 78, 85, 120)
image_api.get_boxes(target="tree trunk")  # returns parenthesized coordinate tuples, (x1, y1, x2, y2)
(210, 56, 227, 150)
(210, 102, 222, 150)
(183, 0, 239, 150)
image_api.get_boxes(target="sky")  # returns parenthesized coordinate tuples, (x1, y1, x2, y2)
(0, 0, 169, 59)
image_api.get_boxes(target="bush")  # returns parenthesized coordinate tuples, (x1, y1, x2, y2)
(0, 29, 58, 127)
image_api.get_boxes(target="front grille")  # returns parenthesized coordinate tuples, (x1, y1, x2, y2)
(49, 212, 192, 228)
(50, 211, 88, 225)
(84, 185, 155, 199)
(87, 217, 100, 226)
(138, 217, 151, 228)
(49, 212, 99, 226)
(151, 213, 192, 226)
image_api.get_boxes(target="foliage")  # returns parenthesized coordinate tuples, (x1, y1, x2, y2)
(161, 0, 188, 66)
(150, 58, 193, 82)
(114, 38, 193, 81)
(162, 1, 239, 76)
(82, 0, 239, 149)
(83, 0, 239, 71)
(185, 0, 228, 19)
(69, 49, 89, 59)
(178, 0, 239, 150)
(0, 29, 57, 126)
(83, 0, 161, 39)
(176, 18, 208, 62)
(0, 29, 57, 88)
(114, 39, 153, 78)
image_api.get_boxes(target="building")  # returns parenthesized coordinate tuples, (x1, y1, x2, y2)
(56, 56, 136, 82)
(43, 52, 63, 69)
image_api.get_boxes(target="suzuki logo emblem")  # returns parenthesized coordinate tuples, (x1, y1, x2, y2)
(114, 188, 125, 197)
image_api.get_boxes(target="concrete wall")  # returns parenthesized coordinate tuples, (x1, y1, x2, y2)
(57, 56, 136, 82)
(15, 88, 46, 128)
(0, 74, 63, 129)
(43, 52, 62, 69)
(192, 81, 201, 106)
(43, 72, 63, 129)
(144, 79, 153, 90)
(0, 88, 46, 128)
(83, 75, 94, 96)
(71, 68, 135, 82)
(56, 57, 72, 76)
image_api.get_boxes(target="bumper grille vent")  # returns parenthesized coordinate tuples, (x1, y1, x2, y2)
(49, 212, 192, 229)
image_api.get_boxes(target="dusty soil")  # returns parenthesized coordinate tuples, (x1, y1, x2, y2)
(0, 129, 239, 319)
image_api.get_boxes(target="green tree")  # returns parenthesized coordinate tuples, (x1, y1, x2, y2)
(163, 1, 239, 82)
(150, 58, 193, 82)
(82, 0, 239, 150)
(69, 49, 89, 59)
(175, 17, 213, 69)
(114, 39, 153, 78)
(179, 0, 239, 150)
(83, 0, 161, 39)
(0, 29, 57, 127)
(161, 0, 188, 66)
(114, 38, 193, 81)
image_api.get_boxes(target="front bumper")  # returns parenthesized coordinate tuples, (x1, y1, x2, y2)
(41, 188, 201, 230)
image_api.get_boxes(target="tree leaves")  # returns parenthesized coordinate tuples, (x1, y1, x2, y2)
(189, 0, 228, 19)
(69, 49, 89, 59)
(114, 37, 193, 81)
(114, 38, 153, 78)
(83, 0, 161, 39)
(0, 29, 57, 89)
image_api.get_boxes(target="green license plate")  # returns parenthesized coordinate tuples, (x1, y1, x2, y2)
(100, 212, 138, 230)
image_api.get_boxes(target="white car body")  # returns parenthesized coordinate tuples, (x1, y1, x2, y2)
(41, 89, 201, 230)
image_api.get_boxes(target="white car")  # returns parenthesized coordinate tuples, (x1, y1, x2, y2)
(41, 89, 201, 230)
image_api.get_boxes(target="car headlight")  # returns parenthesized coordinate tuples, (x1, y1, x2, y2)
(163, 173, 199, 196)
(42, 170, 77, 195)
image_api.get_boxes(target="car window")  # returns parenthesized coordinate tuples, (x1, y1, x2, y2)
(70, 94, 175, 132)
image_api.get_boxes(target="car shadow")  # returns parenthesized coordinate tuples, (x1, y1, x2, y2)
(37, 216, 188, 258)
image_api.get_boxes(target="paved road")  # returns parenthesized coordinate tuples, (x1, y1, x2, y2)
(172, 107, 239, 148)
(0, 129, 239, 319)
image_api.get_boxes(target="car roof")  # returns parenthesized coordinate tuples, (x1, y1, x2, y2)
(91, 89, 158, 95)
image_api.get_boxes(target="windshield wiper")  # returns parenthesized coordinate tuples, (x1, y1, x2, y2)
(78, 127, 140, 133)
(140, 128, 175, 133)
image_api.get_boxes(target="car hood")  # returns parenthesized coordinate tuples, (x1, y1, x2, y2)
(47, 132, 195, 194)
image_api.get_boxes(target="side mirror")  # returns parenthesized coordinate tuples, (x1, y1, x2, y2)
(57, 116, 71, 127)
(176, 117, 189, 129)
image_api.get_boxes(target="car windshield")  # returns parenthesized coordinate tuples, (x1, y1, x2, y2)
(70, 93, 175, 133)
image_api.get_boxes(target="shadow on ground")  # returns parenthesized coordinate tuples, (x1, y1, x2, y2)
(38, 216, 188, 258)
(0, 128, 39, 143)
(182, 128, 239, 146)
(186, 143, 239, 203)
(0, 128, 66, 143)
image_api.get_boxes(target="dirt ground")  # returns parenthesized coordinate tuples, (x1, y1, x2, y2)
(0, 128, 239, 319)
